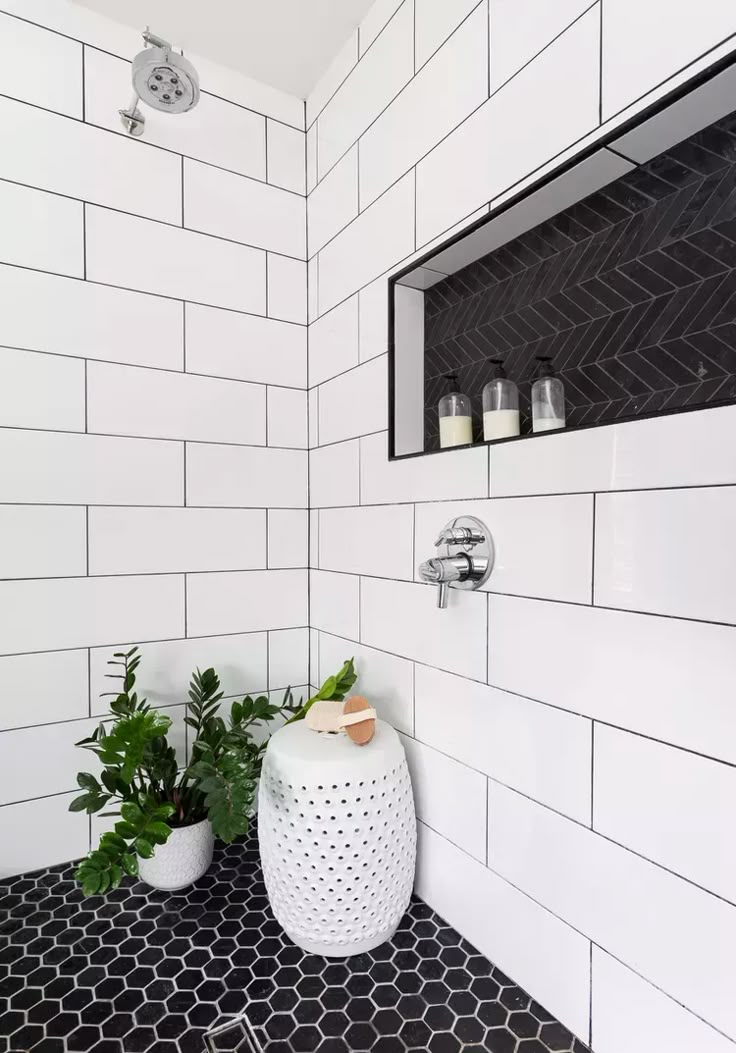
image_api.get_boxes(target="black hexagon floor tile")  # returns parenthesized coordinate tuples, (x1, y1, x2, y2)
(0, 825, 589, 1053)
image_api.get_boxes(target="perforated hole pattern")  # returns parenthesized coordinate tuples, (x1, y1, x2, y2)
(259, 757, 416, 952)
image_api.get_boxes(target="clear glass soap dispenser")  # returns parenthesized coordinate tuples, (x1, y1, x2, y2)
(531, 356, 566, 433)
(438, 372, 473, 448)
(482, 359, 520, 441)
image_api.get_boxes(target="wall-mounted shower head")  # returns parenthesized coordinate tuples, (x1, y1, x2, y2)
(119, 28, 200, 137)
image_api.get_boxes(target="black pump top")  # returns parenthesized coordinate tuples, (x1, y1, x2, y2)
(443, 371, 461, 392)
(489, 358, 507, 379)
(535, 355, 555, 378)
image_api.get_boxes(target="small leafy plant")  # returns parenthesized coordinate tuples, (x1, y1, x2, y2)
(71, 647, 356, 895)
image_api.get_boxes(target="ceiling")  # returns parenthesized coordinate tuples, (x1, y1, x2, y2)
(74, 0, 374, 98)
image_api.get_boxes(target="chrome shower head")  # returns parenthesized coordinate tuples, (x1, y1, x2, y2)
(120, 29, 200, 136)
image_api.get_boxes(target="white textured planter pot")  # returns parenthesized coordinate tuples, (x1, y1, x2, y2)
(259, 719, 416, 957)
(138, 818, 214, 891)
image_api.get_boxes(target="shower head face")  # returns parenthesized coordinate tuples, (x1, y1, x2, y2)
(132, 47, 200, 114)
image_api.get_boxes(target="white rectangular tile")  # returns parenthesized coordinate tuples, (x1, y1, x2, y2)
(319, 632, 414, 735)
(0, 430, 183, 505)
(492, 407, 736, 497)
(268, 509, 308, 569)
(0, 347, 85, 432)
(0, 794, 88, 879)
(359, 0, 405, 55)
(187, 569, 308, 637)
(309, 296, 359, 387)
(610, 406, 736, 490)
(310, 440, 361, 508)
(318, 356, 388, 445)
(417, 9, 600, 244)
(90, 632, 268, 713)
(362, 577, 487, 680)
(310, 508, 319, 568)
(0, 180, 82, 277)
(320, 504, 414, 579)
(267, 120, 305, 195)
(415, 0, 482, 69)
(185, 304, 306, 389)
(415, 664, 591, 823)
(84, 46, 267, 180)
(0, 11, 81, 116)
(490, 593, 736, 766)
(0, 650, 89, 732)
(414, 495, 593, 603)
(0, 95, 180, 224)
(603, 0, 736, 119)
(416, 823, 591, 1038)
(268, 254, 307, 324)
(359, 277, 389, 363)
(595, 487, 736, 623)
(0, 574, 184, 655)
(88, 362, 266, 446)
(360, 5, 488, 208)
(306, 124, 318, 193)
(86, 206, 266, 314)
(184, 159, 306, 259)
(402, 735, 487, 861)
(487, 782, 736, 1040)
(308, 146, 358, 256)
(268, 387, 307, 449)
(361, 432, 489, 504)
(0, 719, 90, 805)
(308, 388, 319, 448)
(187, 444, 307, 508)
(318, 173, 415, 314)
(310, 570, 360, 640)
(88, 507, 266, 576)
(318, 0, 413, 177)
(308, 256, 319, 324)
(592, 948, 736, 1053)
(594, 726, 736, 902)
(491, 425, 616, 496)
(269, 627, 309, 690)
(0, 505, 86, 580)
(307, 31, 358, 127)
(490, 0, 594, 90)
(0, 264, 183, 370)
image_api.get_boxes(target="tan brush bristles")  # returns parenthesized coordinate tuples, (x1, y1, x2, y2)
(342, 695, 375, 746)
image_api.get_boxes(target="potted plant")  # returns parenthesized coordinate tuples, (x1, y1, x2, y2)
(70, 647, 356, 894)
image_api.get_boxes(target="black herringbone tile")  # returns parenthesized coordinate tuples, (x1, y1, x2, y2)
(423, 107, 736, 448)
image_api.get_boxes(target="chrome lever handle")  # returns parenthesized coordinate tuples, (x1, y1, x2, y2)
(434, 526, 484, 548)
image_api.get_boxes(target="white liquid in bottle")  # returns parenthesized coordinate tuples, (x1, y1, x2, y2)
(533, 417, 565, 433)
(483, 409, 520, 440)
(440, 415, 473, 448)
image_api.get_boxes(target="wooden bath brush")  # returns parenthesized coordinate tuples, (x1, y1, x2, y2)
(305, 695, 376, 744)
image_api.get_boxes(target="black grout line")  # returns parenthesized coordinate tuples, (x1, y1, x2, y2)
(84, 506, 89, 576)
(588, 942, 594, 1048)
(81, 200, 87, 280)
(180, 156, 185, 228)
(0, 421, 312, 452)
(83, 360, 88, 433)
(486, 0, 491, 98)
(591, 493, 597, 605)
(183, 573, 188, 637)
(598, 0, 604, 126)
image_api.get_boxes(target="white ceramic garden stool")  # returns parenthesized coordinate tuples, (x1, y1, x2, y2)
(258, 718, 416, 957)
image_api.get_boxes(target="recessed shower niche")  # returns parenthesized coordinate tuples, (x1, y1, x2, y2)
(389, 59, 736, 458)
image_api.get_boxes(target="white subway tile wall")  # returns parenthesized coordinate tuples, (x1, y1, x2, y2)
(5, 0, 736, 1048)
(304, 0, 736, 1047)
(0, 6, 308, 878)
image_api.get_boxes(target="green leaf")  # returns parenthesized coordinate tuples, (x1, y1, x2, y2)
(134, 837, 154, 859)
(82, 872, 101, 896)
(114, 820, 137, 840)
(120, 801, 144, 827)
(76, 772, 100, 791)
(144, 822, 172, 846)
(121, 852, 139, 877)
(109, 864, 123, 890)
(69, 793, 92, 813)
